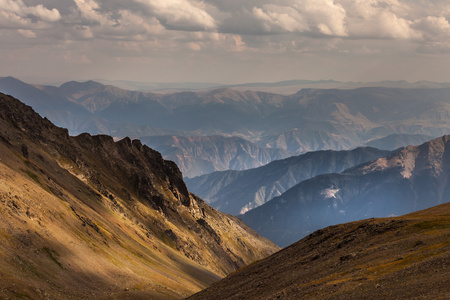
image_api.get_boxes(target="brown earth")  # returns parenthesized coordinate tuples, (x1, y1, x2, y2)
(189, 202, 450, 299)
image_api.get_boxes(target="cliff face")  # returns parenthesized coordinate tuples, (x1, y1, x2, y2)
(0, 93, 278, 299)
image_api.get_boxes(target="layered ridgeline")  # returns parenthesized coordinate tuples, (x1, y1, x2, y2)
(241, 135, 450, 247)
(186, 147, 391, 215)
(140, 135, 291, 178)
(0, 93, 278, 299)
(2, 77, 450, 153)
(365, 133, 435, 150)
(189, 203, 450, 299)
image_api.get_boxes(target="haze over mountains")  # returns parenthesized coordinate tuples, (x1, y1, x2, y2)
(0, 92, 278, 299)
(242, 135, 450, 246)
(141, 135, 291, 178)
(186, 147, 391, 215)
(2, 76, 450, 177)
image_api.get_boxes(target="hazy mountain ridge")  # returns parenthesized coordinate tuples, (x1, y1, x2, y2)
(140, 135, 291, 178)
(365, 133, 435, 150)
(242, 135, 450, 246)
(0, 92, 278, 299)
(3, 77, 450, 148)
(3, 77, 450, 177)
(186, 147, 391, 215)
(189, 202, 450, 299)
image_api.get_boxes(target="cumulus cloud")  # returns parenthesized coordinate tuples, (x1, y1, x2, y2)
(135, 0, 216, 31)
(0, 0, 61, 29)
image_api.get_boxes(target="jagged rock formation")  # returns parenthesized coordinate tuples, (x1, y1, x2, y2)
(189, 202, 450, 299)
(242, 135, 450, 246)
(140, 135, 291, 178)
(0, 93, 278, 299)
(186, 147, 390, 215)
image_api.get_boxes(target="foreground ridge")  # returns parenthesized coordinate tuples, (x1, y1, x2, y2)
(189, 202, 450, 299)
(0, 93, 278, 299)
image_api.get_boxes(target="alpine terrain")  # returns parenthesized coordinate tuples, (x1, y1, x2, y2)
(186, 147, 391, 215)
(0, 93, 278, 299)
(140, 135, 290, 178)
(189, 202, 450, 299)
(242, 135, 450, 246)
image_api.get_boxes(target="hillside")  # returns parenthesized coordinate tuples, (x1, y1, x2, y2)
(186, 147, 390, 215)
(140, 135, 291, 178)
(189, 202, 450, 299)
(242, 135, 450, 246)
(0, 93, 278, 299)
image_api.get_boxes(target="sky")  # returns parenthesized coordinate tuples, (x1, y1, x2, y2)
(1, 0, 450, 85)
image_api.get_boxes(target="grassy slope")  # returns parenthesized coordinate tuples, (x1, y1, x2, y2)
(189, 202, 450, 299)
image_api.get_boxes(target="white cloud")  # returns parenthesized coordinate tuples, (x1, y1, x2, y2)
(135, 0, 216, 31)
(0, 0, 61, 29)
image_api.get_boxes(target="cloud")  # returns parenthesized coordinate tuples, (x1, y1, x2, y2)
(135, 0, 217, 31)
(0, 0, 61, 29)
(17, 29, 36, 38)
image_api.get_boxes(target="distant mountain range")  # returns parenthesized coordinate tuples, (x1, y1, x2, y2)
(0, 92, 278, 299)
(241, 135, 450, 246)
(140, 135, 291, 178)
(186, 147, 391, 215)
(2, 76, 450, 177)
(365, 133, 435, 150)
(189, 202, 450, 299)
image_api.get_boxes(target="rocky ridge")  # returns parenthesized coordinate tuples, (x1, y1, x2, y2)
(0, 93, 278, 299)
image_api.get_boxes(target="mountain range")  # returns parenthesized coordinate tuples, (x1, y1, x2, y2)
(3, 77, 450, 177)
(3, 76, 450, 177)
(186, 147, 391, 215)
(189, 202, 450, 299)
(140, 135, 291, 178)
(364, 133, 435, 150)
(241, 135, 450, 246)
(0, 92, 278, 299)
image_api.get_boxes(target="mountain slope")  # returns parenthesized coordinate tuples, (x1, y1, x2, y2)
(140, 135, 291, 178)
(0, 93, 278, 299)
(241, 135, 450, 246)
(189, 202, 450, 299)
(186, 147, 390, 215)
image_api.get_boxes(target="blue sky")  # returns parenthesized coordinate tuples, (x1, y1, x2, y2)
(1, 0, 450, 84)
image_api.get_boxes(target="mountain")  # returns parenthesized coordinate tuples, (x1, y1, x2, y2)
(189, 202, 450, 299)
(140, 135, 291, 178)
(365, 133, 435, 150)
(4, 77, 450, 155)
(0, 76, 181, 138)
(186, 147, 391, 215)
(0, 93, 278, 299)
(241, 135, 450, 247)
